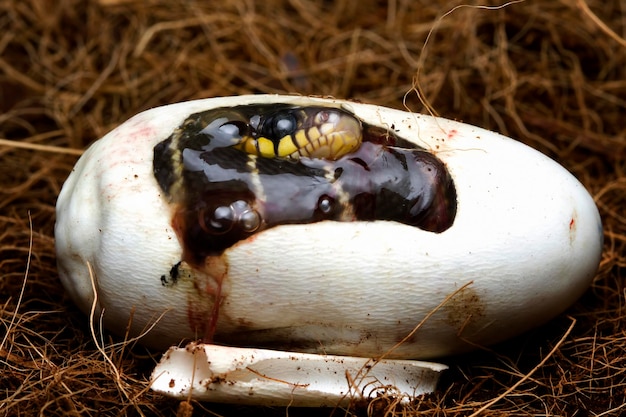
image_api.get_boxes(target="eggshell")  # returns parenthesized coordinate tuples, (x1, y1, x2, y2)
(150, 342, 447, 407)
(55, 94, 603, 359)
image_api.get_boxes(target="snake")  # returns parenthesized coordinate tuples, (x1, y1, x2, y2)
(153, 103, 457, 265)
(232, 105, 362, 160)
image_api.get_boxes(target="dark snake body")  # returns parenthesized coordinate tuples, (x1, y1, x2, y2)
(153, 104, 457, 265)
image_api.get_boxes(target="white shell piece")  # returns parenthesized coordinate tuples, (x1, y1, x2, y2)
(150, 342, 447, 407)
(56, 94, 603, 361)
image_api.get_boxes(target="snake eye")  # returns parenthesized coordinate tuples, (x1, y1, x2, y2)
(199, 200, 261, 236)
(231, 200, 262, 232)
(201, 205, 235, 234)
(317, 195, 335, 215)
(266, 112, 298, 138)
(240, 209, 261, 232)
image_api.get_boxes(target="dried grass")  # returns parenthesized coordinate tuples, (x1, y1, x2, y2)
(1, 0, 625, 415)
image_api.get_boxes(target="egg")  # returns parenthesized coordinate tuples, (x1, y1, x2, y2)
(55, 94, 602, 362)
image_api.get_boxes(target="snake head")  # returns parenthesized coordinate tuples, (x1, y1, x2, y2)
(234, 105, 362, 160)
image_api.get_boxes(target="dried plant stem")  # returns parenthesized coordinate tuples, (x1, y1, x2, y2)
(468, 317, 577, 417)
(0, 138, 84, 156)
(0, 212, 32, 352)
(577, 0, 626, 48)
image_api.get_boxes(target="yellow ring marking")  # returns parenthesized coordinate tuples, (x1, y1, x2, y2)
(235, 108, 362, 160)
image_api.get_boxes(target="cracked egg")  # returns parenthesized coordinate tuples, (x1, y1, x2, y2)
(55, 95, 602, 405)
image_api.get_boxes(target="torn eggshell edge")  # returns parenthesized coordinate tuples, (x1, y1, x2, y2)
(150, 342, 448, 407)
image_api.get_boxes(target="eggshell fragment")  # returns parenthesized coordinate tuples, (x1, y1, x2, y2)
(55, 94, 603, 361)
(150, 342, 447, 407)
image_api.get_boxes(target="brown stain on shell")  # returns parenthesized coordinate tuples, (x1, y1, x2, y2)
(162, 257, 226, 341)
(443, 285, 486, 337)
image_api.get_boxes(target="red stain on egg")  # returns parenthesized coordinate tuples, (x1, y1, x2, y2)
(186, 302, 209, 336)
(201, 256, 229, 343)
(129, 124, 157, 141)
(447, 129, 458, 139)
(124, 116, 158, 142)
(569, 211, 577, 244)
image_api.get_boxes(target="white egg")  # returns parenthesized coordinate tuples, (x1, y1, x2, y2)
(55, 94, 602, 361)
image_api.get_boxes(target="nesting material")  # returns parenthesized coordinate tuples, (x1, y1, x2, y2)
(2, 0, 625, 415)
